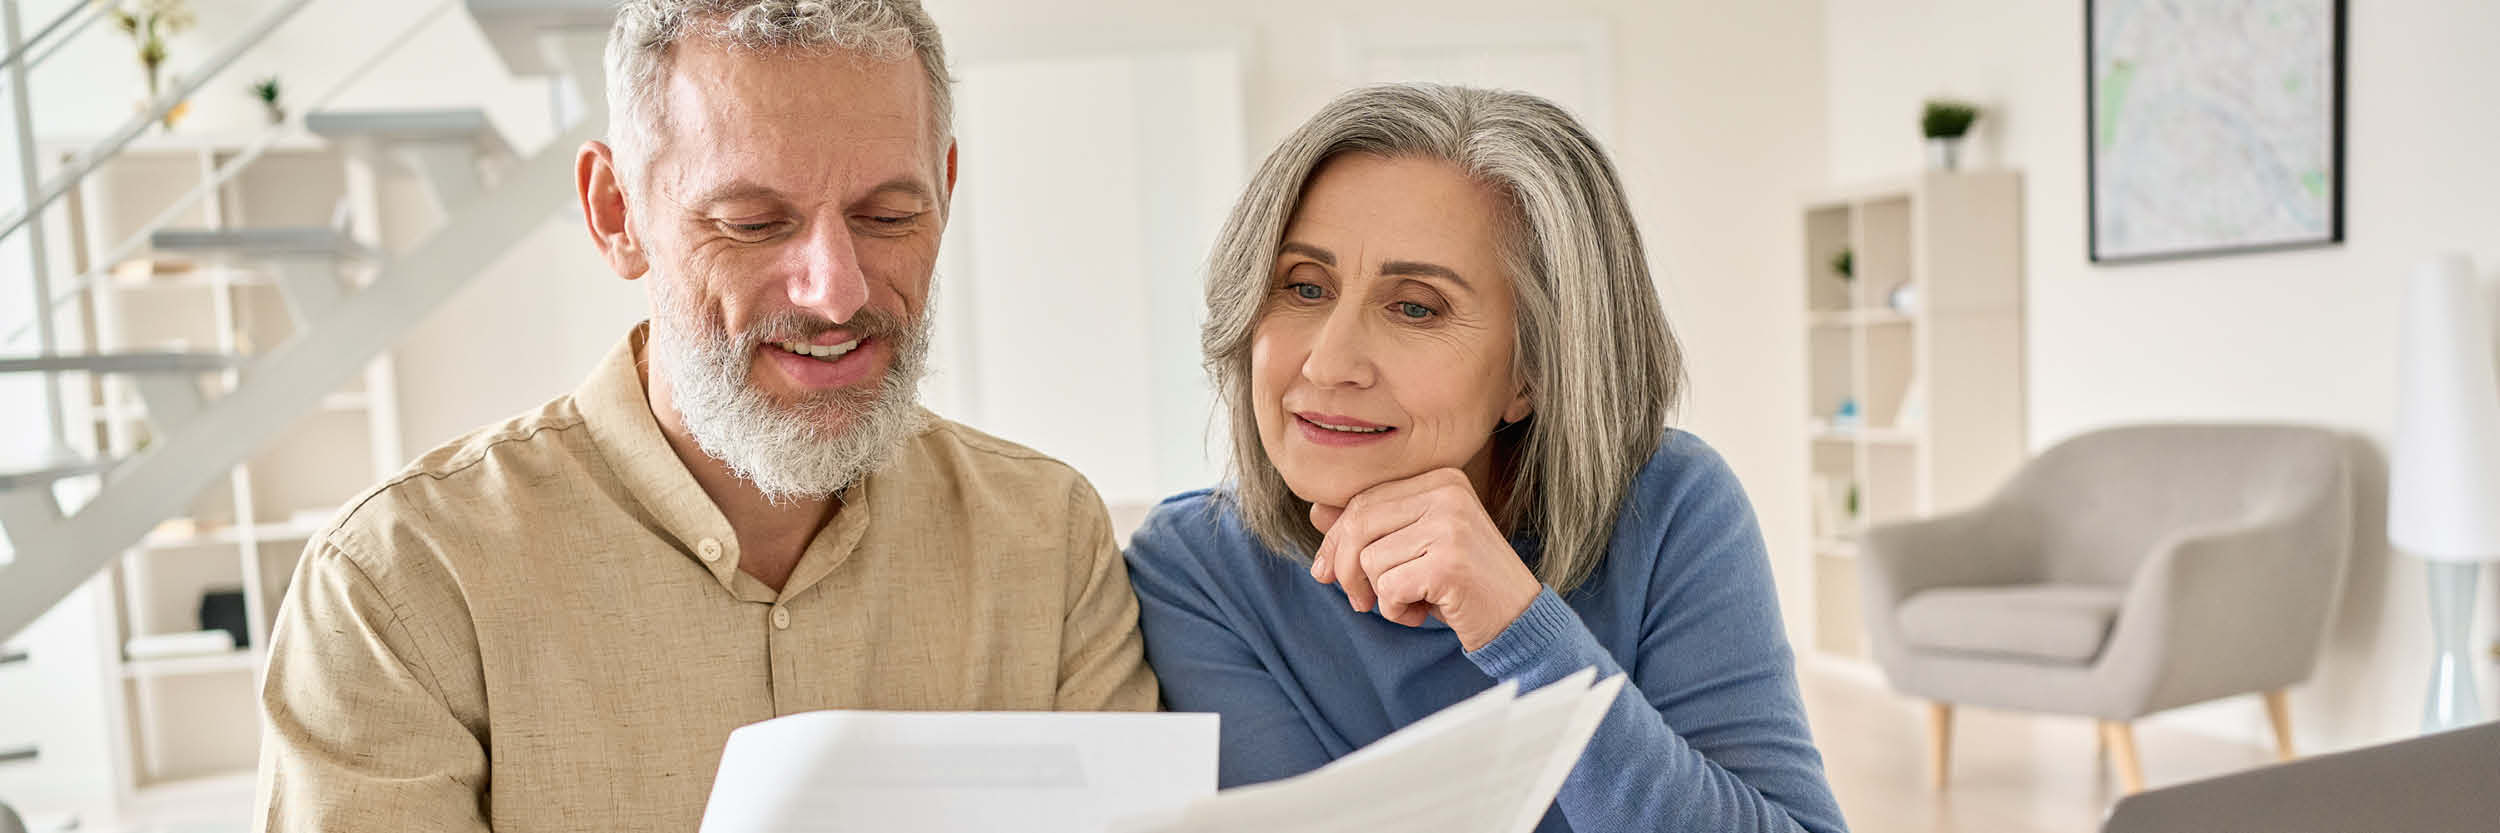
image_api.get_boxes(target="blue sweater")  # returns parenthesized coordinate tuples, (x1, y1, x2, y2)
(1123, 432, 1847, 833)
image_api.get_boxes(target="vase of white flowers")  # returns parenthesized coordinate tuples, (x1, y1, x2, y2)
(101, 0, 196, 130)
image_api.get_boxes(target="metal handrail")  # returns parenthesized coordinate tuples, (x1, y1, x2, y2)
(0, 0, 460, 346)
(0, 0, 320, 244)
(0, 0, 97, 73)
(23, 1, 106, 70)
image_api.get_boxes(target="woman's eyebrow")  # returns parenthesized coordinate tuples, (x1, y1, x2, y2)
(1279, 241, 1336, 266)
(1380, 260, 1471, 292)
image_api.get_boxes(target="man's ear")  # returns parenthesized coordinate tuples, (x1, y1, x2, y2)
(577, 140, 650, 281)
(942, 140, 959, 201)
(1502, 385, 1533, 424)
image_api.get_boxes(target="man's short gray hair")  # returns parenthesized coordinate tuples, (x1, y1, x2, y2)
(604, 0, 954, 190)
(1201, 83, 1684, 595)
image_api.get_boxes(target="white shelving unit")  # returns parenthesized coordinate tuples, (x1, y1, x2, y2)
(1797, 171, 2026, 663)
(52, 134, 406, 800)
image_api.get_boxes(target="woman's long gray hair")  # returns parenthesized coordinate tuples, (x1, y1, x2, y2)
(1202, 83, 1682, 594)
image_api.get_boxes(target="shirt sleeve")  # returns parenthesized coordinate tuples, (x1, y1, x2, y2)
(1123, 510, 1335, 788)
(1463, 458, 1849, 833)
(1053, 477, 1162, 712)
(254, 537, 491, 833)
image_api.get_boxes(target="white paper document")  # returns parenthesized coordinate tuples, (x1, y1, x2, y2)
(699, 711, 1219, 833)
(700, 669, 1622, 833)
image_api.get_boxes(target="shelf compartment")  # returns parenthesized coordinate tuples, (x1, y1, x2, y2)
(120, 649, 255, 681)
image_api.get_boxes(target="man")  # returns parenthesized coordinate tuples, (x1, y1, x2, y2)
(253, 2, 1157, 830)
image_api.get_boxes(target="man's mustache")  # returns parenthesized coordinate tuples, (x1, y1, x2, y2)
(731, 307, 913, 347)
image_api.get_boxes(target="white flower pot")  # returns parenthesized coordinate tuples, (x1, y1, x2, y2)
(1925, 137, 1965, 171)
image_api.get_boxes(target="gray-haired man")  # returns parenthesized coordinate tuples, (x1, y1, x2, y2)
(252, 2, 1157, 830)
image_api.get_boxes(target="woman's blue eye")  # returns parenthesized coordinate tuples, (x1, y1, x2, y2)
(1293, 283, 1325, 300)
(1397, 302, 1435, 320)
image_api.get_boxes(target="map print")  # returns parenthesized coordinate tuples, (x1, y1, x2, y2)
(2092, 0, 2339, 261)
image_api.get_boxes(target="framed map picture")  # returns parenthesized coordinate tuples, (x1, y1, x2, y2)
(2087, 0, 2345, 263)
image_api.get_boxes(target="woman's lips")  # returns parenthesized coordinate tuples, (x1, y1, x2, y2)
(1293, 412, 1397, 447)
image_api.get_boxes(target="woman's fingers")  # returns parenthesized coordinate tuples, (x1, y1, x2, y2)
(1358, 523, 1436, 621)
(1373, 558, 1437, 627)
(1308, 502, 1343, 582)
(1325, 490, 1433, 612)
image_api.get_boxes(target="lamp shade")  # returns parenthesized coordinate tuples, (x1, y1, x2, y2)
(2390, 253, 2500, 562)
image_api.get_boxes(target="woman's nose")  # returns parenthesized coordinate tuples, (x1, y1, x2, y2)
(1300, 306, 1375, 389)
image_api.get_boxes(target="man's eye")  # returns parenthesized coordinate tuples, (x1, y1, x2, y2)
(720, 220, 779, 237)
(1289, 283, 1326, 300)
(1396, 301, 1436, 320)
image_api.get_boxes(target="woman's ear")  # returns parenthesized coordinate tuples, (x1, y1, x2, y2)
(1502, 385, 1533, 424)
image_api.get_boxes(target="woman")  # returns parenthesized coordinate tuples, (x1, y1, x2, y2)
(1124, 84, 1847, 833)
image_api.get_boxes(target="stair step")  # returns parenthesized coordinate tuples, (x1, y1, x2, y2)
(0, 458, 114, 491)
(309, 108, 514, 211)
(0, 352, 243, 375)
(465, 0, 616, 78)
(149, 226, 365, 260)
(306, 108, 509, 152)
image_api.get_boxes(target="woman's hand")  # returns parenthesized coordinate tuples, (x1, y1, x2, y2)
(1308, 468, 1543, 651)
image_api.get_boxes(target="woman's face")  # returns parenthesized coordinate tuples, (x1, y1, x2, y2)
(1251, 153, 1532, 510)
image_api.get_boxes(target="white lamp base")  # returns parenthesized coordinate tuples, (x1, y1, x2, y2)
(2425, 561, 2484, 732)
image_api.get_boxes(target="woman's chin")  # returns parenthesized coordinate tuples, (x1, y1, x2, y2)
(1280, 476, 1361, 514)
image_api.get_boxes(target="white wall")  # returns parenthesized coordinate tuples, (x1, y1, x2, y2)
(1825, 0, 2500, 750)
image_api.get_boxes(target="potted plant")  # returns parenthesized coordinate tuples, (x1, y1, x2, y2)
(101, 0, 196, 129)
(252, 76, 283, 125)
(1921, 98, 1979, 171)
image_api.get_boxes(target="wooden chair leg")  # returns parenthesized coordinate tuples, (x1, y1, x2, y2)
(1927, 701, 1953, 790)
(2263, 690, 2296, 761)
(2100, 720, 2145, 794)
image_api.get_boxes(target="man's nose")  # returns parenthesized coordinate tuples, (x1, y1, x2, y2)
(787, 220, 871, 323)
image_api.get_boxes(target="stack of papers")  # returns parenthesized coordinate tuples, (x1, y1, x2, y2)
(700, 668, 1623, 833)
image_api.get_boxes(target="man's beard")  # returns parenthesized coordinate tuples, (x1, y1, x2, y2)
(647, 272, 933, 504)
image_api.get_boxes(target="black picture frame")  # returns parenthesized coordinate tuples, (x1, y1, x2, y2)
(2086, 0, 2346, 264)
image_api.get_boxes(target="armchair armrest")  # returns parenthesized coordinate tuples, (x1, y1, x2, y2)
(2097, 511, 2345, 714)
(1858, 503, 2040, 612)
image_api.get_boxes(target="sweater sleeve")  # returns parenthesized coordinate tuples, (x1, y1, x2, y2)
(1124, 504, 1336, 788)
(1463, 450, 1849, 833)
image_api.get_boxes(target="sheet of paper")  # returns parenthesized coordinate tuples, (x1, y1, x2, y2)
(699, 711, 1218, 833)
(1108, 671, 1626, 833)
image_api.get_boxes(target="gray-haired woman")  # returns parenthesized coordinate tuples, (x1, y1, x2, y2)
(1123, 84, 1848, 833)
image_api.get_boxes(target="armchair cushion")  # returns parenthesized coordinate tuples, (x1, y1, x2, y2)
(1896, 583, 2126, 665)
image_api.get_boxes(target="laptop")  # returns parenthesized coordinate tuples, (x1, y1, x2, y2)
(2103, 720, 2500, 833)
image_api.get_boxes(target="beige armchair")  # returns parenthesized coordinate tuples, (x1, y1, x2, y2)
(1859, 424, 2355, 793)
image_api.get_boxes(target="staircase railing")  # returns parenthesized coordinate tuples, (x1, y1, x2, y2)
(2, 0, 462, 347)
(0, 0, 613, 640)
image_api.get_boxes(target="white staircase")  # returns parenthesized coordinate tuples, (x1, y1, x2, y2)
(0, 1, 615, 644)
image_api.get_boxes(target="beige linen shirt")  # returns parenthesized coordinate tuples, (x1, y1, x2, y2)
(253, 324, 1158, 832)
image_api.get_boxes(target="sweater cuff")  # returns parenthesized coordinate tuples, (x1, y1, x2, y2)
(1465, 587, 1586, 683)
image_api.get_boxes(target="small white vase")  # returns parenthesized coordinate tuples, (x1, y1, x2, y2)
(1925, 137, 1964, 171)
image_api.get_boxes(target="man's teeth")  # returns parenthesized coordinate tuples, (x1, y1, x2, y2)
(777, 338, 862, 359)
(1312, 420, 1390, 434)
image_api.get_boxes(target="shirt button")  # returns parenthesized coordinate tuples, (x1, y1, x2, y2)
(696, 538, 723, 562)
(771, 607, 791, 630)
